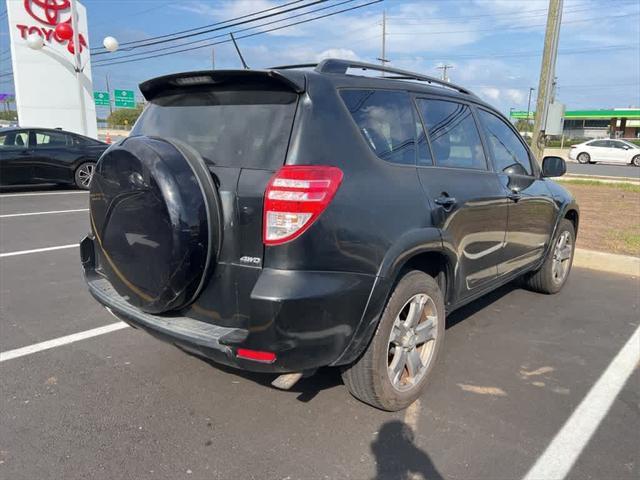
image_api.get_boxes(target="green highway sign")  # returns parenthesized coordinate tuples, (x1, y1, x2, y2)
(114, 89, 136, 108)
(93, 91, 110, 107)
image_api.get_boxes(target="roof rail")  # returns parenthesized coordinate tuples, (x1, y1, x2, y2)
(269, 58, 473, 95)
(316, 59, 472, 95)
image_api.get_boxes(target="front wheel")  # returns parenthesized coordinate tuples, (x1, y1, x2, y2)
(577, 152, 590, 164)
(341, 270, 445, 411)
(74, 162, 96, 190)
(523, 218, 575, 294)
(632, 155, 640, 167)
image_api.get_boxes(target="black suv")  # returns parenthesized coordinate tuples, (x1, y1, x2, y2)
(81, 59, 578, 411)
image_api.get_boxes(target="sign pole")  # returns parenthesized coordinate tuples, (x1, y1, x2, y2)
(70, 0, 87, 136)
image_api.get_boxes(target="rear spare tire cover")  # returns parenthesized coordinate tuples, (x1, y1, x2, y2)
(90, 136, 221, 314)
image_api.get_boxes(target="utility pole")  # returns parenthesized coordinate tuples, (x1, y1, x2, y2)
(436, 64, 453, 82)
(211, 47, 215, 70)
(105, 73, 113, 115)
(531, 0, 563, 161)
(526, 87, 535, 132)
(377, 10, 389, 73)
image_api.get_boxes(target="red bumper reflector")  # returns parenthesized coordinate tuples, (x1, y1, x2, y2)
(236, 348, 277, 363)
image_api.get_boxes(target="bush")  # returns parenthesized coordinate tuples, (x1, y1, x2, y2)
(0, 110, 18, 122)
(106, 104, 144, 128)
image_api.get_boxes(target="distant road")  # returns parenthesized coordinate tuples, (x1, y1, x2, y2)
(566, 163, 640, 179)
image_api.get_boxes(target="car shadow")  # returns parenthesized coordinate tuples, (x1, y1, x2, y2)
(371, 420, 444, 480)
(187, 280, 523, 403)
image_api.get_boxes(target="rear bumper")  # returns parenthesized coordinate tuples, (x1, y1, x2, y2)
(81, 236, 375, 373)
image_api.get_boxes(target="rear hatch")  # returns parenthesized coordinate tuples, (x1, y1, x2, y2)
(90, 70, 303, 315)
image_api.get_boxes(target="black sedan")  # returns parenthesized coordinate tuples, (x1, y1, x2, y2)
(0, 127, 108, 190)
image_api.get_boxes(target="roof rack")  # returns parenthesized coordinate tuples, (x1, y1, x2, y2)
(270, 59, 472, 95)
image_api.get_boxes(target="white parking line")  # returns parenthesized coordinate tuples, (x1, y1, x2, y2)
(0, 322, 129, 363)
(0, 244, 78, 258)
(523, 324, 640, 480)
(0, 208, 88, 218)
(0, 191, 88, 198)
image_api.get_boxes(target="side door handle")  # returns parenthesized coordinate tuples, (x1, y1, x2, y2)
(434, 195, 457, 207)
(507, 191, 521, 202)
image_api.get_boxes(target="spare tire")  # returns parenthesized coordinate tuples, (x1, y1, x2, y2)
(89, 136, 222, 314)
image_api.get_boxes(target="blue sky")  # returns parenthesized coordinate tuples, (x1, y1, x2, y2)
(2, 0, 639, 117)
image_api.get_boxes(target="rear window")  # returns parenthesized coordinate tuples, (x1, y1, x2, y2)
(132, 90, 297, 169)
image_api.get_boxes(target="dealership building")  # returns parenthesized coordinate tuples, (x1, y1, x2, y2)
(511, 108, 640, 139)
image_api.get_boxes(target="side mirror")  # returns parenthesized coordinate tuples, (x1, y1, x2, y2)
(542, 156, 566, 177)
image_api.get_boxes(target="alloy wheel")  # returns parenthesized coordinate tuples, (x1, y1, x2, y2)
(552, 230, 572, 284)
(387, 293, 438, 392)
(77, 163, 95, 188)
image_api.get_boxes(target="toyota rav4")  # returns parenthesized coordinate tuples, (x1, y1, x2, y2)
(81, 59, 578, 411)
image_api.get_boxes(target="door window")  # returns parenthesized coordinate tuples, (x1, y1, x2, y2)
(416, 99, 486, 170)
(340, 89, 416, 165)
(0, 131, 28, 148)
(32, 130, 68, 147)
(589, 140, 608, 147)
(477, 109, 533, 175)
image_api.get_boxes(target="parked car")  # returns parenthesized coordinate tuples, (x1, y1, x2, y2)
(0, 127, 108, 189)
(81, 60, 578, 411)
(569, 138, 640, 166)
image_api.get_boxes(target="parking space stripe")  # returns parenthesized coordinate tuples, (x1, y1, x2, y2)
(0, 322, 129, 363)
(0, 244, 78, 258)
(0, 208, 88, 218)
(522, 324, 640, 480)
(0, 191, 88, 198)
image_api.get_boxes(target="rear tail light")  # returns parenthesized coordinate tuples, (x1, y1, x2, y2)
(236, 348, 276, 363)
(263, 165, 343, 245)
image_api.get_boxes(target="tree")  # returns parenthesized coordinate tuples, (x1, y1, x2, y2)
(514, 119, 530, 132)
(106, 104, 144, 128)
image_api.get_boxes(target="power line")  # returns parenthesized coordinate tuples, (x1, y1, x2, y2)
(92, 0, 357, 65)
(387, 12, 640, 35)
(91, 0, 325, 54)
(92, 0, 382, 69)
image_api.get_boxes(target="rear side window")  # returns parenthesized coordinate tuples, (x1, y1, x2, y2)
(477, 109, 533, 175)
(340, 89, 416, 165)
(416, 99, 486, 170)
(590, 140, 608, 147)
(32, 130, 68, 147)
(132, 90, 297, 169)
(0, 131, 28, 147)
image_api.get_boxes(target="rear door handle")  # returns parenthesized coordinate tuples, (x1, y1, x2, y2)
(508, 192, 521, 202)
(434, 196, 457, 207)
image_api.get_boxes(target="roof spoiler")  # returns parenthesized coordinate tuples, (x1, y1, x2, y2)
(139, 69, 306, 101)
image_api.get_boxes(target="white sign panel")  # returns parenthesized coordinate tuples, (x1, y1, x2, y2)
(6, 0, 97, 138)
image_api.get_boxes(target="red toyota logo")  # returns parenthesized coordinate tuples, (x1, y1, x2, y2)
(24, 0, 71, 26)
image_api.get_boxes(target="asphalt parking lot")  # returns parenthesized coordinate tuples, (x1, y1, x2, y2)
(1, 190, 638, 480)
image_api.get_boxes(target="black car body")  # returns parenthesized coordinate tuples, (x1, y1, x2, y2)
(81, 60, 578, 410)
(0, 127, 108, 189)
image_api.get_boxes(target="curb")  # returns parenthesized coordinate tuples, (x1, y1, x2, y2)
(574, 248, 640, 277)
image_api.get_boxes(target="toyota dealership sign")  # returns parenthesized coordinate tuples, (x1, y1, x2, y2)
(6, 0, 97, 138)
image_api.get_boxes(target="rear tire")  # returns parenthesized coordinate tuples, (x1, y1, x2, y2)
(577, 152, 590, 164)
(341, 270, 445, 411)
(74, 162, 95, 190)
(632, 155, 640, 167)
(523, 218, 575, 294)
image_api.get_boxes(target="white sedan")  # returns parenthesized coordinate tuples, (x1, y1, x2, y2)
(569, 139, 640, 166)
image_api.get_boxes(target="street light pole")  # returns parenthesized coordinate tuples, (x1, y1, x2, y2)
(526, 87, 535, 132)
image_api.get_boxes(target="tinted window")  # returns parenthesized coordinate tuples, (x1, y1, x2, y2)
(340, 89, 416, 165)
(33, 130, 68, 147)
(589, 140, 608, 147)
(610, 140, 629, 149)
(415, 107, 432, 166)
(416, 99, 486, 170)
(0, 131, 28, 148)
(133, 90, 297, 169)
(478, 109, 532, 175)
